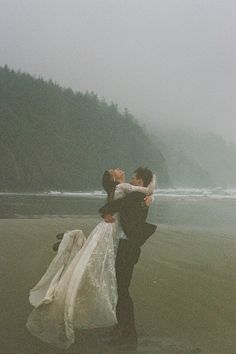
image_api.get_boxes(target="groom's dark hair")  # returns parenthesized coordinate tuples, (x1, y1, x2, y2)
(134, 167, 153, 187)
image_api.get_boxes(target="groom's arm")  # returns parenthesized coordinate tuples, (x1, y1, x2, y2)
(99, 197, 125, 215)
(99, 191, 148, 216)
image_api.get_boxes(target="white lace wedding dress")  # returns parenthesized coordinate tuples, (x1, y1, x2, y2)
(26, 180, 155, 349)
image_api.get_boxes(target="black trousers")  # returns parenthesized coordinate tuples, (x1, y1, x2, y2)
(115, 239, 141, 336)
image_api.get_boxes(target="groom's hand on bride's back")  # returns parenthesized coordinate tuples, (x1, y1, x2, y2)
(144, 195, 153, 207)
(102, 213, 116, 223)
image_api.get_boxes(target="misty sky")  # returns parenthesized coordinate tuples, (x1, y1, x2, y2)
(0, 0, 235, 142)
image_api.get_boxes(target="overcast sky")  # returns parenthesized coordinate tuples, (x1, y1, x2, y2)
(0, 0, 235, 142)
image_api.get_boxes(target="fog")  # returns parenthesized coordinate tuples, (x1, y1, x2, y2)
(0, 0, 235, 142)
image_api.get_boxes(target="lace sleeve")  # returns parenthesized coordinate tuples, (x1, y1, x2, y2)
(118, 174, 156, 195)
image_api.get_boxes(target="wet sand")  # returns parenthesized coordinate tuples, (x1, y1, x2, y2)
(0, 217, 236, 354)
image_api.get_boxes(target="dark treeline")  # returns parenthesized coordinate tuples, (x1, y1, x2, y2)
(0, 66, 169, 191)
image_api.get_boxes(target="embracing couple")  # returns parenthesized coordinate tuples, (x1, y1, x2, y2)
(26, 167, 157, 349)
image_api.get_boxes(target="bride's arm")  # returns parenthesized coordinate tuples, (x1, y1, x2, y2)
(118, 174, 156, 195)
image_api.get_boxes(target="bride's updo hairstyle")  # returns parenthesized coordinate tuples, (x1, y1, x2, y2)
(102, 170, 119, 202)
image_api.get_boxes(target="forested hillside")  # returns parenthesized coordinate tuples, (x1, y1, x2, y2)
(0, 66, 169, 191)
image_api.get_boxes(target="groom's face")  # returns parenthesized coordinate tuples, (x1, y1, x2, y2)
(130, 173, 144, 186)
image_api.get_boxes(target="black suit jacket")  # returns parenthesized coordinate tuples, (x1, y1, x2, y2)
(99, 191, 157, 247)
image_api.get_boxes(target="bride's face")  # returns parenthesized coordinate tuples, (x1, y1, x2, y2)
(109, 168, 125, 182)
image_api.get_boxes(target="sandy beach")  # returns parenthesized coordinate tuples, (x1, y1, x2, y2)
(1, 216, 236, 354)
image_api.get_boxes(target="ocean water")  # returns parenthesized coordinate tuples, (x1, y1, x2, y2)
(0, 189, 236, 233)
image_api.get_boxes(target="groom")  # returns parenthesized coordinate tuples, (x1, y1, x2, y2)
(99, 167, 157, 346)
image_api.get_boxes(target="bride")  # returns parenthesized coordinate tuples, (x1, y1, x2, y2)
(26, 168, 155, 349)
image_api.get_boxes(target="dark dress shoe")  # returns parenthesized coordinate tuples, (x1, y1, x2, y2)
(56, 232, 64, 240)
(109, 324, 122, 337)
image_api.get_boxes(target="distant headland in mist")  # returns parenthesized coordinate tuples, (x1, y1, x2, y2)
(152, 128, 236, 188)
(0, 66, 235, 192)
